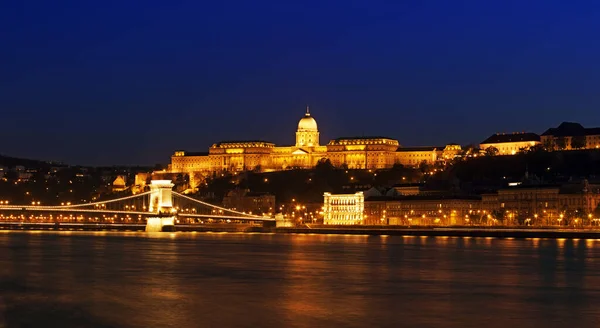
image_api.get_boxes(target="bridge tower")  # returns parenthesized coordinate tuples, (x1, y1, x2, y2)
(146, 180, 176, 232)
(148, 180, 175, 213)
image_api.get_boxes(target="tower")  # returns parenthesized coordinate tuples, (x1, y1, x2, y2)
(296, 106, 320, 147)
(146, 180, 176, 232)
(148, 180, 174, 213)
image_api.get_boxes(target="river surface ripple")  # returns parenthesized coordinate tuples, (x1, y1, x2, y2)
(1, 232, 599, 327)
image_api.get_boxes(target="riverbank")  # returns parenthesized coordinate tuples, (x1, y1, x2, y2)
(276, 227, 600, 239)
(0, 222, 267, 233)
(3, 221, 600, 239)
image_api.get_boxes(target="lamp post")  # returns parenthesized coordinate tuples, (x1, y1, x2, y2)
(559, 213, 564, 226)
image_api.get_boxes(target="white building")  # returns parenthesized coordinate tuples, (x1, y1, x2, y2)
(323, 192, 364, 225)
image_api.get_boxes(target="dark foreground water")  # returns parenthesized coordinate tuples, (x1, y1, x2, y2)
(1, 232, 600, 328)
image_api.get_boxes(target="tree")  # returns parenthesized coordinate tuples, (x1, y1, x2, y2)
(392, 163, 404, 171)
(528, 144, 546, 153)
(555, 136, 568, 150)
(491, 209, 504, 224)
(543, 139, 555, 151)
(419, 161, 431, 174)
(485, 146, 499, 156)
(315, 158, 334, 171)
(571, 135, 586, 149)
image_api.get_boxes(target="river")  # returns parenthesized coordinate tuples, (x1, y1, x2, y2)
(1, 231, 599, 327)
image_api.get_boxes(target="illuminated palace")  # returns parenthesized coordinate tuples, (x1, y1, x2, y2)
(168, 108, 459, 180)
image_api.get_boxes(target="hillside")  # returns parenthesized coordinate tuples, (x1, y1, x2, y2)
(0, 154, 62, 169)
(436, 149, 600, 193)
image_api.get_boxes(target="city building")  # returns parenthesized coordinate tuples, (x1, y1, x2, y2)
(485, 181, 600, 225)
(384, 195, 482, 225)
(363, 197, 389, 225)
(112, 176, 127, 192)
(480, 132, 541, 155)
(323, 192, 364, 225)
(389, 144, 462, 167)
(395, 147, 439, 166)
(391, 183, 423, 196)
(541, 122, 600, 150)
(168, 108, 461, 184)
(222, 189, 275, 215)
(358, 180, 600, 227)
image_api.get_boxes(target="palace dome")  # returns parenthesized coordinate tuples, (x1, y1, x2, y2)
(298, 113, 318, 131)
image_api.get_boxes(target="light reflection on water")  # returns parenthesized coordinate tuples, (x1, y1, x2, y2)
(1, 232, 600, 327)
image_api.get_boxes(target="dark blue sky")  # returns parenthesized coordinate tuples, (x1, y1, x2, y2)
(2, 1, 600, 166)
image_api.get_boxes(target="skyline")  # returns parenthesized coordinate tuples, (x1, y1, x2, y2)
(3, 1, 600, 166)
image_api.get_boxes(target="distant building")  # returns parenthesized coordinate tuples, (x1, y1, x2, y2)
(391, 183, 423, 196)
(135, 173, 151, 188)
(363, 196, 390, 225)
(112, 176, 127, 192)
(323, 192, 364, 225)
(222, 189, 275, 215)
(394, 144, 462, 166)
(441, 143, 463, 160)
(167, 108, 460, 179)
(384, 195, 482, 225)
(541, 122, 600, 150)
(483, 181, 600, 225)
(480, 132, 541, 155)
(18, 169, 35, 182)
(395, 146, 439, 166)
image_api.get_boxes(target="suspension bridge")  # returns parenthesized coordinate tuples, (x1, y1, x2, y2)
(0, 180, 274, 232)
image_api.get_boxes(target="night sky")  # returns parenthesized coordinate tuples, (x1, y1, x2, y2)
(2, 1, 600, 166)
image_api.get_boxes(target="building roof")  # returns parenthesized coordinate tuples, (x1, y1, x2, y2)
(365, 195, 398, 202)
(213, 140, 275, 147)
(498, 184, 561, 191)
(396, 146, 438, 152)
(112, 176, 126, 186)
(184, 151, 209, 156)
(481, 132, 540, 144)
(366, 193, 482, 202)
(541, 122, 600, 137)
(587, 127, 600, 135)
(398, 194, 482, 201)
(297, 110, 318, 131)
(333, 136, 396, 141)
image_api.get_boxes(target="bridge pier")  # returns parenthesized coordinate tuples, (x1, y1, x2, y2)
(146, 180, 176, 232)
(145, 216, 176, 232)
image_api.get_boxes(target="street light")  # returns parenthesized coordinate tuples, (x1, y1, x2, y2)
(559, 214, 564, 226)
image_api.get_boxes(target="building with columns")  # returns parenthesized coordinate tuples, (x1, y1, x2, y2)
(323, 192, 365, 225)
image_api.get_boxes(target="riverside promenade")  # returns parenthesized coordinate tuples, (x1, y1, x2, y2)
(276, 226, 600, 239)
(3, 221, 600, 239)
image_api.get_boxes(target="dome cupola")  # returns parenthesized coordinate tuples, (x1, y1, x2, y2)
(297, 106, 318, 131)
(295, 106, 320, 147)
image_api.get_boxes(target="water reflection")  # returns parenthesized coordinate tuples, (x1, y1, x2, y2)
(1, 232, 600, 327)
